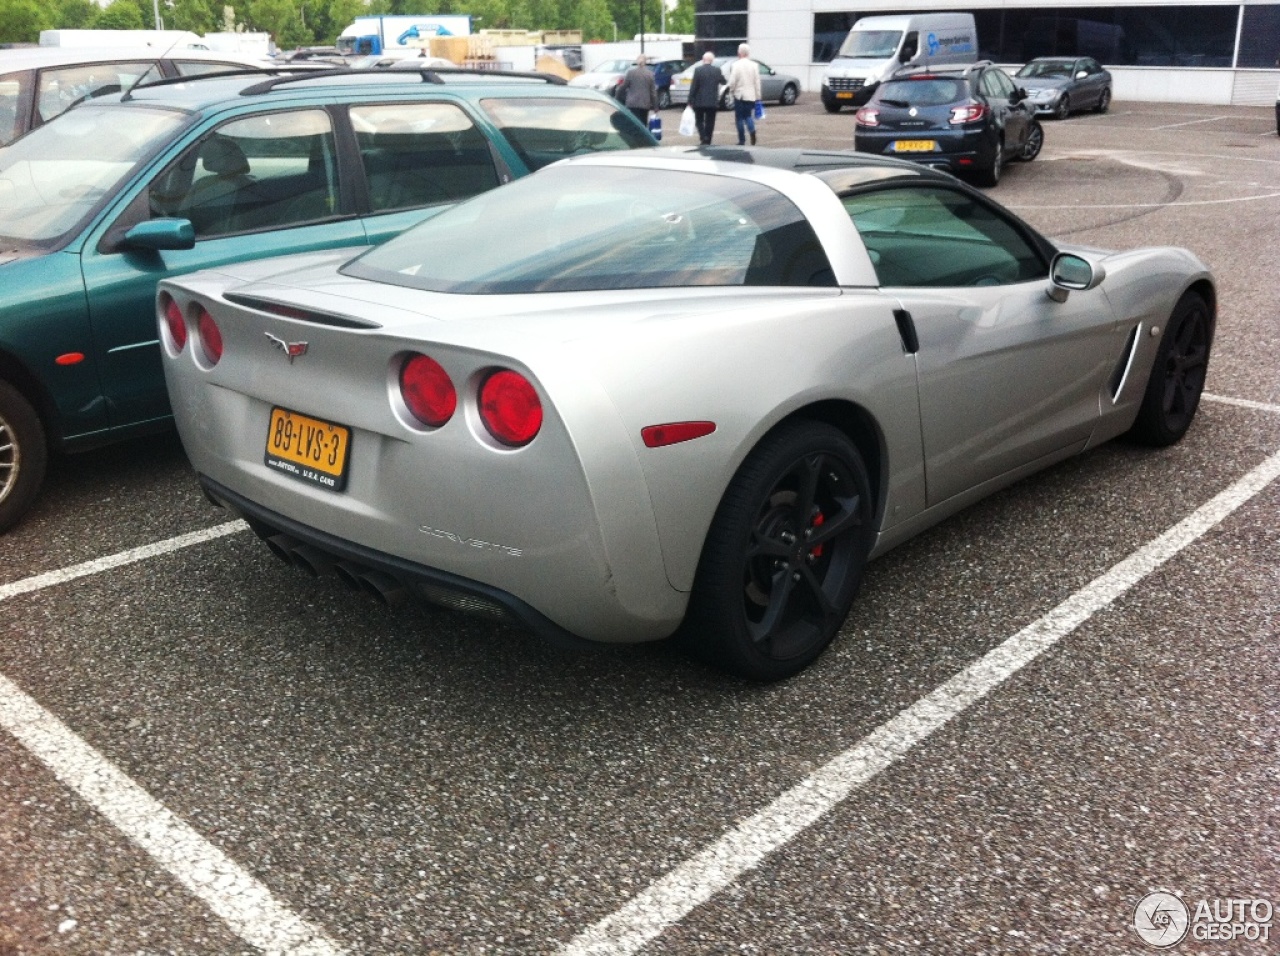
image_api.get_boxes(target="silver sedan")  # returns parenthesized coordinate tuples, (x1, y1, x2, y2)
(1014, 56, 1113, 119)
(159, 149, 1213, 681)
(668, 58, 801, 109)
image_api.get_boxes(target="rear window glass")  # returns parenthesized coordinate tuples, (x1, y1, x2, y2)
(478, 96, 652, 170)
(877, 77, 966, 107)
(343, 164, 835, 293)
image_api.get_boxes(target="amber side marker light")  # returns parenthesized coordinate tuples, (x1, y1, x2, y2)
(641, 421, 716, 448)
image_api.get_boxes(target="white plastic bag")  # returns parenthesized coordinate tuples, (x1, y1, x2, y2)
(679, 105, 696, 138)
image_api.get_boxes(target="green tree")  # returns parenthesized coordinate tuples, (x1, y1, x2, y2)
(0, 0, 47, 44)
(666, 0, 692, 34)
(312, 0, 363, 44)
(51, 0, 97, 29)
(243, 0, 309, 49)
(166, 0, 222, 34)
(92, 0, 147, 30)
(574, 0, 612, 42)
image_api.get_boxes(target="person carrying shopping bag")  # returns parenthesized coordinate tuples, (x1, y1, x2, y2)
(726, 43, 763, 145)
(687, 51, 726, 146)
(622, 54, 659, 130)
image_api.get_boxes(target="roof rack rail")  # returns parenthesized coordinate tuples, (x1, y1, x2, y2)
(238, 66, 568, 96)
(116, 65, 326, 101)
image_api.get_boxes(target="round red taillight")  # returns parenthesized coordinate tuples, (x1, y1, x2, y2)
(400, 354, 456, 428)
(197, 307, 223, 365)
(479, 369, 542, 447)
(163, 296, 187, 351)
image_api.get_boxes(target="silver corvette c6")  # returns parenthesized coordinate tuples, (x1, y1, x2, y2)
(159, 148, 1214, 680)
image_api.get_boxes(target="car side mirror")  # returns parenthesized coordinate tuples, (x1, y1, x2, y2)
(1076, 70, 1088, 79)
(1048, 252, 1106, 301)
(122, 218, 196, 252)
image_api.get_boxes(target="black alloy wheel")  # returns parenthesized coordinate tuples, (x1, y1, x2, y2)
(975, 138, 1003, 187)
(1019, 121, 1044, 161)
(0, 380, 48, 534)
(780, 83, 798, 106)
(1095, 88, 1111, 113)
(1054, 94, 1071, 120)
(683, 422, 874, 681)
(1128, 291, 1212, 446)
(658, 88, 672, 110)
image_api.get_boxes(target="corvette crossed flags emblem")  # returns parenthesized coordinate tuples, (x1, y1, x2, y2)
(265, 332, 309, 362)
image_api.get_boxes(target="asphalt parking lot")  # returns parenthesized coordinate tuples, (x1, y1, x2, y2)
(2, 98, 1278, 955)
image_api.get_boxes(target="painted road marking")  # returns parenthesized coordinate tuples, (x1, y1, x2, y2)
(1203, 393, 1280, 415)
(0, 670, 346, 954)
(0, 521, 247, 603)
(560, 447, 1280, 956)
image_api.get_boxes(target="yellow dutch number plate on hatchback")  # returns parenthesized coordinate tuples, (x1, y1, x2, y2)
(891, 140, 937, 153)
(264, 406, 351, 492)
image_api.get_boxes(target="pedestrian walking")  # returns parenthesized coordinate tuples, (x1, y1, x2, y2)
(687, 51, 726, 146)
(726, 43, 763, 145)
(621, 54, 659, 129)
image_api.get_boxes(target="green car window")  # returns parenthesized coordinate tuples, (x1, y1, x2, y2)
(350, 102, 500, 212)
(149, 109, 340, 238)
(843, 186, 1046, 288)
(479, 96, 654, 171)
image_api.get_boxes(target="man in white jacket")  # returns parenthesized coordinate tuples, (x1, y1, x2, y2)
(726, 43, 763, 145)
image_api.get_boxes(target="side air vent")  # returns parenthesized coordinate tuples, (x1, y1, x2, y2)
(224, 293, 382, 329)
(1109, 324, 1141, 402)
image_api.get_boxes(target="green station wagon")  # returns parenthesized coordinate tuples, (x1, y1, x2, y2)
(0, 68, 655, 531)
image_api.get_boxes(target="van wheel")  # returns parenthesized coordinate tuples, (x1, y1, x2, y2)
(824, 101, 842, 114)
(0, 380, 48, 534)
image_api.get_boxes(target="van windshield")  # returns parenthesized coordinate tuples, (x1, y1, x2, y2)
(838, 30, 903, 59)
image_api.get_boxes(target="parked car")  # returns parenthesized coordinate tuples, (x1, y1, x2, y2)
(669, 57, 801, 110)
(0, 46, 274, 146)
(1014, 56, 1112, 119)
(0, 69, 654, 532)
(651, 59, 690, 109)
(854, 62, 1043, 187)
(567, 58, 633, 100)
(158, 148, 1214, 681)
(569, 58, 690, 109)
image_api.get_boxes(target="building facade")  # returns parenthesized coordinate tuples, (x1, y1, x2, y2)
(694, 1, 1280, 105)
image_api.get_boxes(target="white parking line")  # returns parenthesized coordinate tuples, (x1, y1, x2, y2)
(0, 670, 346, 954)
(1204, 392, 1280, 415)
(1150, 115, 1236, 130)
(0, 520, 247, 602)
(560, 446, 1280, 956)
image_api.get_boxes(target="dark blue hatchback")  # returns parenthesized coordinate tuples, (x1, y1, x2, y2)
(853, 63, 1043, 188)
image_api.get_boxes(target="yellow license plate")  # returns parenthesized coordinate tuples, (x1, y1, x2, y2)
(835, 92, 854, 100)
(892, 140, 937, 153)
(264, 406, 350, 492)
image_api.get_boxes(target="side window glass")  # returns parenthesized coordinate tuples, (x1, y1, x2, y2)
(480, 96, 652, 170)
(37, 61, 157, 123)
(349, 102, 499, 213)
(172, 59, 254, 78)
(842, 187, 1046, 288)
(148, 109, 339, 239)
(0, 74, 24, 146)
(978, 71, 998, 98)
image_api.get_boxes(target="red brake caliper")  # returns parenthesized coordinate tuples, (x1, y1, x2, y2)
(809, 510, 825, 559)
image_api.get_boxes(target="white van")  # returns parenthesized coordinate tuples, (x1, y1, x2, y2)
(821, 13, 978, 112)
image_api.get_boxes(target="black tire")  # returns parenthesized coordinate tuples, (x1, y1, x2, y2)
(1019, 120, 1044, 162)
(974, 139, 1003, 187)
(1128, 292, 1212, 446)
(780, 83, 798, 106)
(682, 422, 874, 681)
(658, 88, 672, 110)
(1054, 94, 1071, 120)
(1095, 87, 1111, 113)
(0, 380, 48, 534)
(823, 101, 842, 114)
